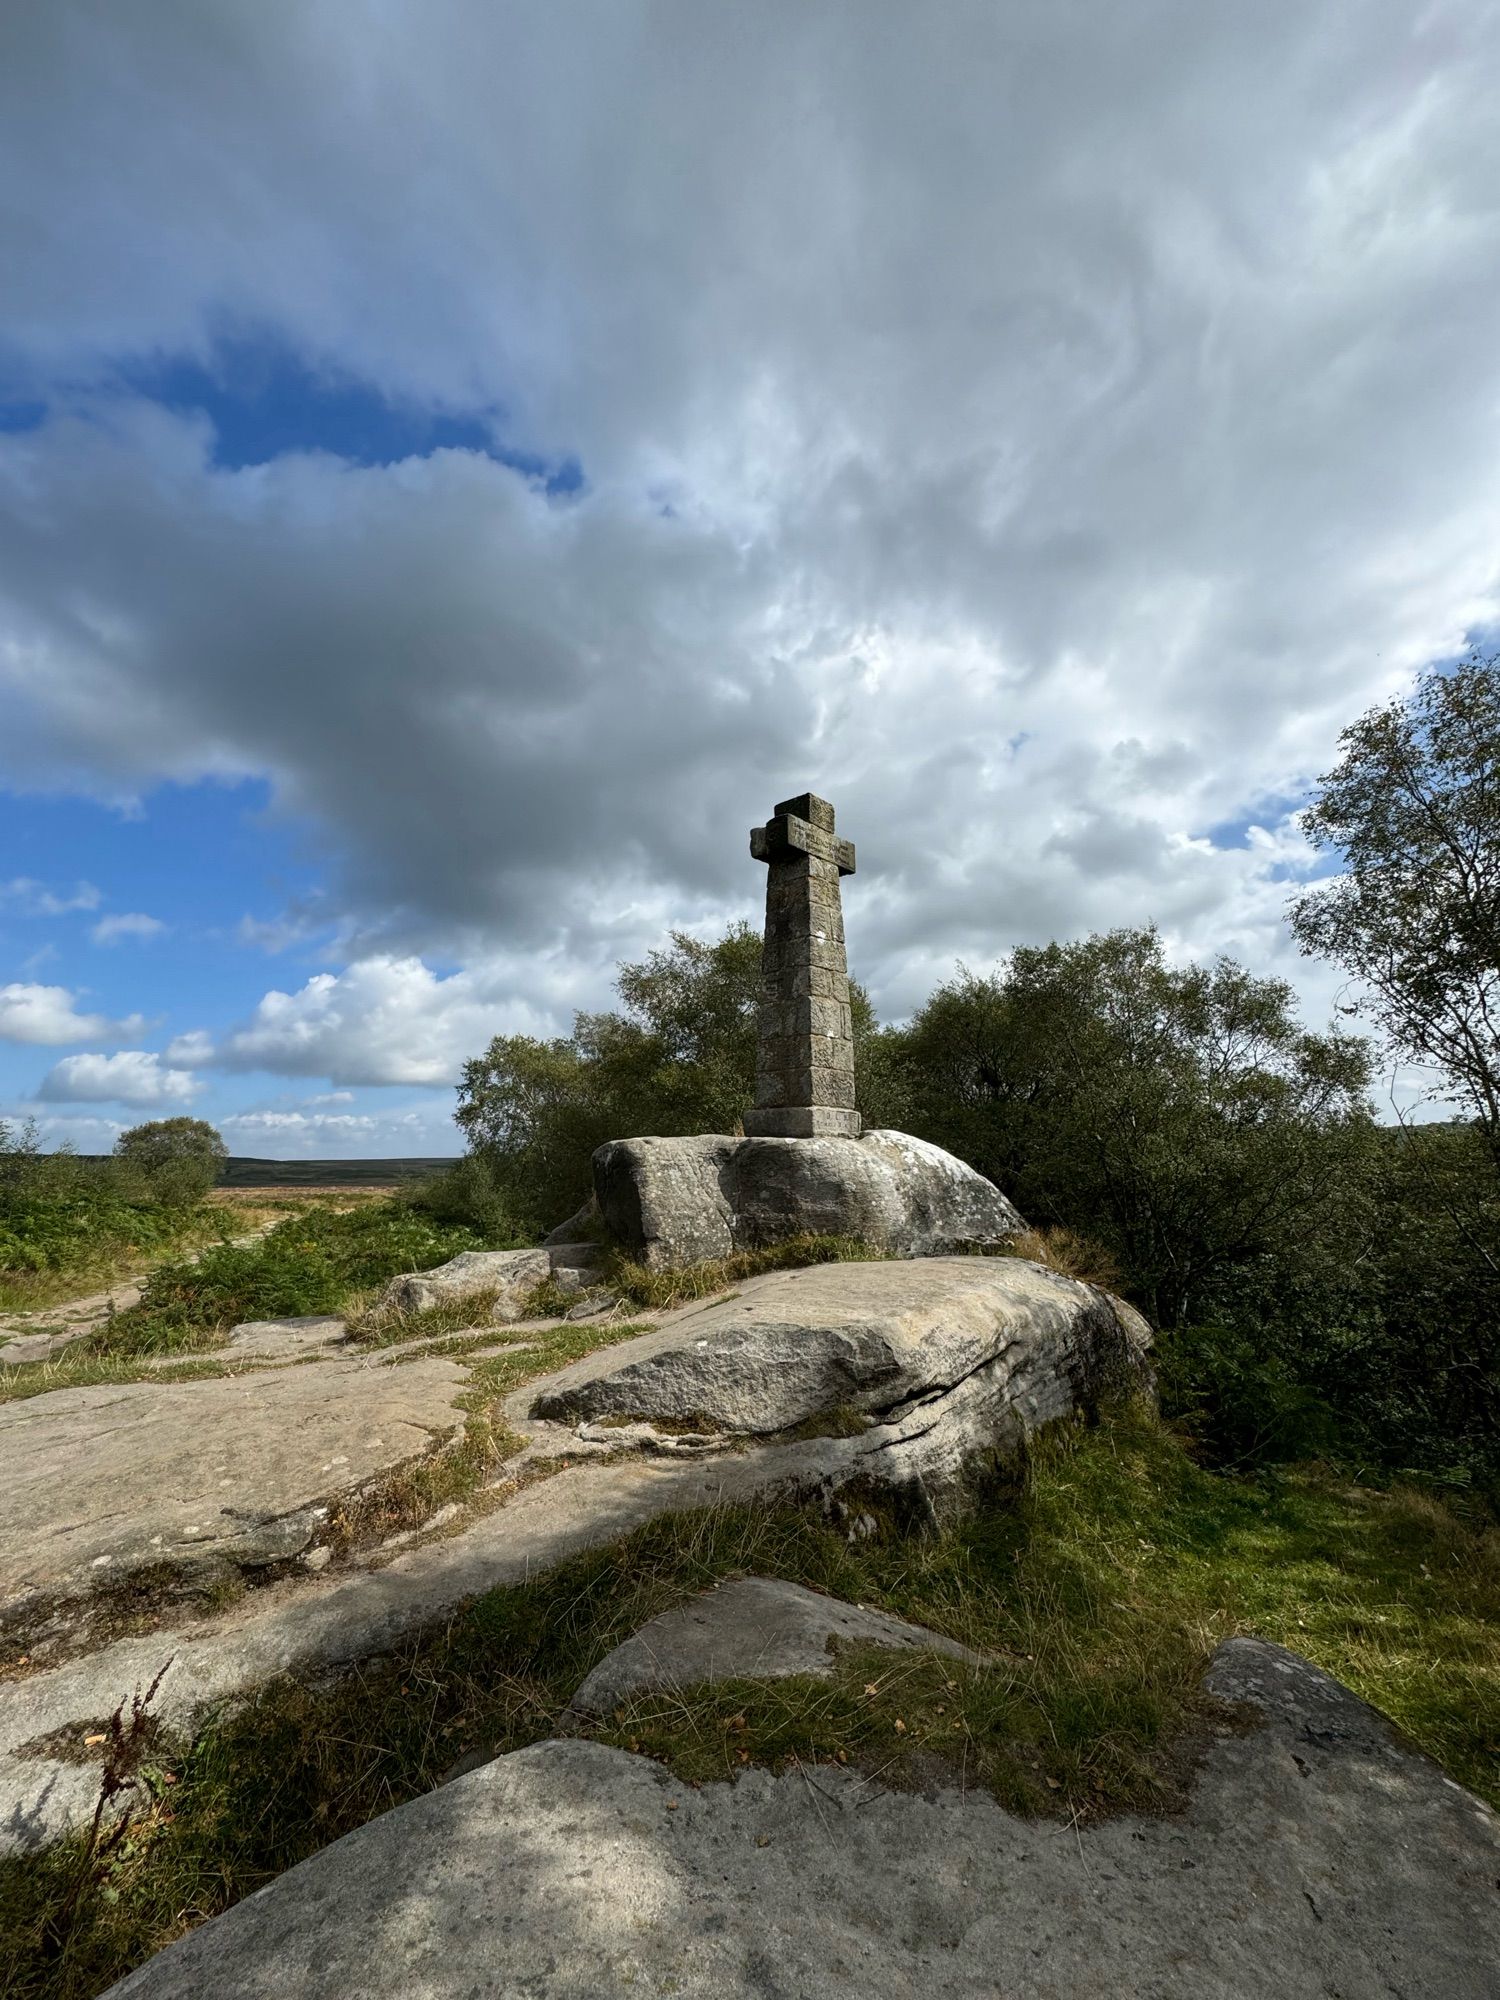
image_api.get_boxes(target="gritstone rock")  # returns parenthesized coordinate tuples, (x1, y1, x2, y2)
(593, 1128, 1022, 1269)
(226, 1316, 348, 1360)
(0, 1355, 468, 1648)
(566, 1575, 988, 1718)
(100, 1640, 1500, 2000)
(380, 1248, 553, 1318)
(530, 1256, 1150, 1525)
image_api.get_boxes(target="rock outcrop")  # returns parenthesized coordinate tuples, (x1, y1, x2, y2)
(101, 1640, 1500, 2000)
(593, 1128, 1022, 1269)
(226, 1316, 348, 1360)
(380, 1242, 608, 1323)
(566, 1576, 988, 1719)
(0, 1355, 468, 1649)
(530, 1256, 1150, 1525)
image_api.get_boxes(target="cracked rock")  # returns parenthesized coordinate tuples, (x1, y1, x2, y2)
(529, 1257, 1151, 1523)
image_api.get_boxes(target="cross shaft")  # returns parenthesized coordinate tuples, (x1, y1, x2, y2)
(744, 792, 860, 1140)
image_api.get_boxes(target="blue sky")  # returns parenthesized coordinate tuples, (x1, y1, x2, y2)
(0, 778, 458, 1154)
(2, 4, 1498, 1154)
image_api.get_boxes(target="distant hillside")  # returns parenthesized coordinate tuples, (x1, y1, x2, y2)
(216, 1156, 455, 1188)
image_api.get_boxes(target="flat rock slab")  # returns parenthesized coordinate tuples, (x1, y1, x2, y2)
(567, 1576, 987, 1717)
(104, 1639, 1499, 2000)
(0, 1329, 89, 1367)
(226, 1316, 348, 1360)
(0, 1355, 467, 1645)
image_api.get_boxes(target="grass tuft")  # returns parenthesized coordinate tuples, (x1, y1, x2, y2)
(1001, 1225, 1123, 1292)
(606, 1233, 884, 1312)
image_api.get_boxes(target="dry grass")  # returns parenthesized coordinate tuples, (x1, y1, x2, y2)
(607, 1233, 885, 1312)
(1003, 1224, 1123, 1292)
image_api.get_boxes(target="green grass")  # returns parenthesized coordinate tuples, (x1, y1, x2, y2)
(0, 1200, 501, 1402)
(3, 1402, 1496, 1998)
(0, 1350, 260, 1407)
(0, 1207, 232, 1320)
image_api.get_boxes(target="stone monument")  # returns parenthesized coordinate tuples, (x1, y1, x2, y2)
(744, 792, 859, 1139)
(571, 786, 1023, 1267)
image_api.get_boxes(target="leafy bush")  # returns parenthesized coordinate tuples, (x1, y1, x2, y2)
(113, 1118, 226, 1206)
(1154, 1322, 1339, 1472)
(0, 1121, 207, 1281)
(892, 930, 1372, 1331)
(101, 1203, 485, 1352)
(400, 1155, 532, 1243)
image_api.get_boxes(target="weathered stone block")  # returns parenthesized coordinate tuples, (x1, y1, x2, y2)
(592, 1129, 1023, 1266)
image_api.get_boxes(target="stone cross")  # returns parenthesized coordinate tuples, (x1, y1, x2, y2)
(743, 792, 859, 1138)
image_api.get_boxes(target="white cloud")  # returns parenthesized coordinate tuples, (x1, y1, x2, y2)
(1, 877, 101, 917)
(0, 983, 144, 1046)
(91, 911, 166, 945)
(1, 6, 1499, 1048)
(36, 1050, 201, 1106)
(162, 1028, 215, 1066)
(219, 1100, 457, 1157)
(174, 954, 566, 1086)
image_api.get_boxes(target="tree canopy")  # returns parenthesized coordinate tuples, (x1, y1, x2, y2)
(1291, 652, 1500, 1161)
(895, 928, 1372, 1328)
(114, 1117, 227, 1203)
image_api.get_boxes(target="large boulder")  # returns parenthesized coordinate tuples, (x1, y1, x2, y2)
(593, 1129, 1022, 1269)
(101, 1642, 1500, 2000)
(529, 1256, 1150, 1525)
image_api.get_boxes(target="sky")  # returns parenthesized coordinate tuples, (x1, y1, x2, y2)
(2, 2, 1498, 1158)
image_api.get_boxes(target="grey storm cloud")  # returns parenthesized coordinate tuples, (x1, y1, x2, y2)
(2, 0, 1499, 1056)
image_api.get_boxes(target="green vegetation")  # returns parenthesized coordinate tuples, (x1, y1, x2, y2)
(0, 1122, 229, 1315)
(110, 1120, 227, 1208)
(72, 1204, 495, 1361)
(1, 1163, 528, 1392)
(4, 1402, 1495, 1999)
(1291, 649, 1500, 1169)
(605, 1232, 883, 1312)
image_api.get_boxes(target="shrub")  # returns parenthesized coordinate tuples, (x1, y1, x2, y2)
(400, 1155, 531, 1243)
(0, 1120, 203, 1281)
(100, 1202, 485, 1352)
(1155, 1322, 1339, 1472)
(113, 1119, 227, 1206)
